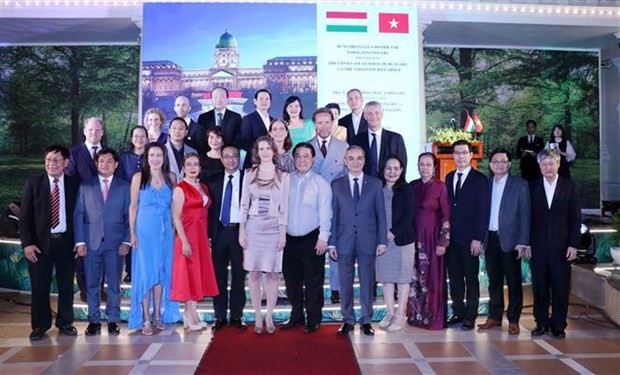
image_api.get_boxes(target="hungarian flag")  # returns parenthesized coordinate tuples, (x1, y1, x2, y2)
(463, 112, 476, 132)
(326, 11, 368, 33)
(473, 112, 484, 133)
(378, 13, 409, 34)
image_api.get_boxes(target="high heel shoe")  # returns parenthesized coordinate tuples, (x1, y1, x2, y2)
(379, 313, 394, 329)
(142, 321, 154, 336)
(183, 311, 204, 331)
(265, 316, 275, 334)
(387, 316, 406, 332)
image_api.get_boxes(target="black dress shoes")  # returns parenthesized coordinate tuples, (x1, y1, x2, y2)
(279, 319, 304, 330)
(461, 320, 475, 331)
(447, 315, 463, 325)
(531, 325, 549, 336)
(337, 323, 354, 335)
(230, 318, 248, 329)
(108, 322, 120, 335)
(551, 327, 566, 339)
(212, 319, 227, 332)
(29, 328, 47, 341)
(361, 323, 375, 336)
(85, 323, 102, 336)
(303, 323, 320, 333)
(58, 324, 78, 336)
(330, 290, 341, 304)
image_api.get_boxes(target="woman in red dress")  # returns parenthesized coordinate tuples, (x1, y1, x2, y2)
(171, 153, 218, 330)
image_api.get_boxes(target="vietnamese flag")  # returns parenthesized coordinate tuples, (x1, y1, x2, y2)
(378, 13, 409, 34)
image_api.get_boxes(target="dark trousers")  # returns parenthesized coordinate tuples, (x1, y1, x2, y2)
(531, 254, 571, 330)
(27, 233, 75, 330)
(446, 242, 480, 322)
(211, 224, 246, 321)
(283, 229, 325, 325)
(84, 246, 123, 323)
(485, 232, 522, 323)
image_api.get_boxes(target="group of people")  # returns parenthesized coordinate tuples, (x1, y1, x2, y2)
(19, 86, 580, 343)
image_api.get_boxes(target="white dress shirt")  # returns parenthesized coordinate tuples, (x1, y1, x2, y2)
(287, 170, 332, 241)
(220, 169, 241, 224)
(352, 112, 362, 135)
(452, 165, 472, 195)
(543, 175, 559, 209)
(348, 173, 364, 198)
(488, 174, 508, 231)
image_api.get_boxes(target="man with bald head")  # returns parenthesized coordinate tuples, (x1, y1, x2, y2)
(173, 95, 200, 152)
(197, 87, 242, 154)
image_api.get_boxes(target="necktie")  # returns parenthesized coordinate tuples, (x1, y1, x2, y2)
(102, 179, 109, 203)
(353, 177, 360, 205)
(220, 175, 233, 226)
(320, 139, 327, 157)
(529, 135, 533, 144)
(217, 112, 223, 126)
(91, 146, 98, 160)
(370, 133, 378, 177)
(51, 178, 60, 229)
(455, 172, 463, 201)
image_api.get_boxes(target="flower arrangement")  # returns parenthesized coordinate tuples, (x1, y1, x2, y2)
(428, 127, 474, 143)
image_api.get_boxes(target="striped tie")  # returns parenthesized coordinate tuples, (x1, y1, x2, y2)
(50, 178, 60, 229)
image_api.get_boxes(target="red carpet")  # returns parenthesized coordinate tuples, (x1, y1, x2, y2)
(195, 324, 360, 375)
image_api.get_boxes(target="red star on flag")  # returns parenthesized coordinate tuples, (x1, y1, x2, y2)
(378, 13, 409, 34)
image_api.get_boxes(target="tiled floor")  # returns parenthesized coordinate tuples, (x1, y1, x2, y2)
(1, 291, 619, 374)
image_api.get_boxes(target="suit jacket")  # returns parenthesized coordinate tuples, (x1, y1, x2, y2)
(529, 176, 581, 259)
(73, 176, 130, 251)
(19, 174, 79, 254)
(516, 135, 544, 180)
(391, 184, 416, 246)
(184, 119, 204, 154)
(206, 170, 244, 241)
(328, 174, 387, 256)
(309, 136, 348, 183)
(240, 111, 273, 169)
(164, 140, 197, 181)
(339, 112, 368, 145)
(65, 143, 98, 182)
(446, 168, 490, 246)
(197, 109, 243, 151)
(485, 175, 531, 252)
(353, 129, 408, 176)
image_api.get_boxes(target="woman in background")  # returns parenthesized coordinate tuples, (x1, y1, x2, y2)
(128, 143, 180, 335)
(239, 136, 290, 335)
(325, 102, 348, 142)
(269, 119, 294, 173)
(376, 156, 416, 332)
(283, 96, 315, 148)
(200, 127, 225, 181)
(545, 124, 576, 179)
(408, 152, 450, 330)
(171, 153, 218, 330)
(144, 107, 168, 144)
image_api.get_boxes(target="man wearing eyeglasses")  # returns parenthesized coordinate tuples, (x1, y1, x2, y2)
(477, 148, 530, 335)
(205, 145, 248, 332)
(445, 140, 490, 331)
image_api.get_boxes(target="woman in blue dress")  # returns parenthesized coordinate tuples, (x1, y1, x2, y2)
(129, 143, 180, 335)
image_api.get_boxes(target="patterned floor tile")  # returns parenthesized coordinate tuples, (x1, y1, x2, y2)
(355, 343, 412, 359)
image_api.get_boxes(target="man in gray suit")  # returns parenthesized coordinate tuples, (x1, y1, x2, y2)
(310, 107, 348, 305)
(74, 148, 131, 336)
(478, 148, 530, 335)
(165, 117, 197, 181)
(329, 145, 387, 336)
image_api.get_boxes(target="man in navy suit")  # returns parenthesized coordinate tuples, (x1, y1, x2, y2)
(478, 148, 530, 335)
(65, 117, 106, 302)
(241, 88, 273, 169)
(527, 149, 580, 339)
(173, 95, 201, 153)
(515, 120, 545, 181)
(20, 145, 79, 341)
(445, 140, 490, 330)
(197, 87, 243, 154)
(353, 101, 407, 177)
(206, 145, 248, 332)
(339, 88, 367, 145)
(74, 148, 130, 336)
(329, 145, 387, 336)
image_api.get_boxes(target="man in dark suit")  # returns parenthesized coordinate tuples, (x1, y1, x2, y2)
(329, 145, 387, 336)
(353, 101, 407, 177)
(205, 144, 248, 332)
(515, 119, 544, 181)
(19, 145, 79, 341)
(240, 89, 273, 169)
(527, 149, 580, 339)
(445, 140, 490, 330)
(74, 148, 130, 336)
(173, 95, 201, 152)
(339, 88, 367, 144)
(197, 87, 242, 154)
(478, 148, 530, 335)
(65, 117, 106, 302)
